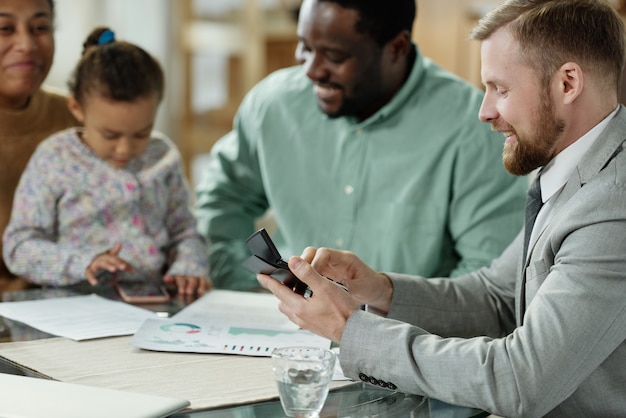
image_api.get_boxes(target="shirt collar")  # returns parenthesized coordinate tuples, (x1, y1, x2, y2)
(353, 44, 423, 127)
(539, 105, 619, 202)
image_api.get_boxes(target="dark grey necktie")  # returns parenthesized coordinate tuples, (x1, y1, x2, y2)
(523, 174, 543, 261)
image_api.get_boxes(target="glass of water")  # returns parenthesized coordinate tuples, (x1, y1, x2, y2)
(271, 346, 336, 418)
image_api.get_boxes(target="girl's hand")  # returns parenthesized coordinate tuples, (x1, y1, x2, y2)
(163, 274, 212, 297)
(85, 243, 133, 285)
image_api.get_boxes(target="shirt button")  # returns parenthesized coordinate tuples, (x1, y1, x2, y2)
(344, 185, 354, 195)
(335, 239, 344, 247)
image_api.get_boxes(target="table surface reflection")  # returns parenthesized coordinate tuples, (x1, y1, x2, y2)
(0, 286, 488, 418)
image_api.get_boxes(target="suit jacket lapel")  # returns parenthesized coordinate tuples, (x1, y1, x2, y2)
(519, 105, 626, 322)
(552, 105, 626, 215)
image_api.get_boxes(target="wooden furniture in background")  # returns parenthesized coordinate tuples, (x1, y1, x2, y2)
(413, 0, 498, 89)
(177, 0, 298, 178)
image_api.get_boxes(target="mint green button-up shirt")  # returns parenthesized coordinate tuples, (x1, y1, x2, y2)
(196, 46, 527, 290)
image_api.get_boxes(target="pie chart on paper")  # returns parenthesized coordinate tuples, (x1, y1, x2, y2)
(159, 322, 202, 334)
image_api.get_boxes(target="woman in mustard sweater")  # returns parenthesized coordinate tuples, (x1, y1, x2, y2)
(0, 0, 78, 293)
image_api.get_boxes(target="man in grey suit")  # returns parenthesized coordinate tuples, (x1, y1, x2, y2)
(258, 0, 626, 416)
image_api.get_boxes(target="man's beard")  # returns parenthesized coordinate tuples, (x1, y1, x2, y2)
(320, 97, 357, 119)
(319, 60, 383, 120)
(503, 93, 564, 176)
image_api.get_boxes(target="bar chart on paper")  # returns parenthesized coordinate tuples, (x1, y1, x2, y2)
(131, 318, 331, 356)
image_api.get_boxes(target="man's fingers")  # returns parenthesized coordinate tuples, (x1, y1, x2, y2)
(300, 246, 318, 263)
(258, 274, 303, 304)
(258, 273, 285, 294)
(288, 256, 323, 288)
(309, 247, 347, 280)
(259, 275, 304, 325)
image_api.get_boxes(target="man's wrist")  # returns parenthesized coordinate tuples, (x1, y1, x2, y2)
(367, 272, 393, 315)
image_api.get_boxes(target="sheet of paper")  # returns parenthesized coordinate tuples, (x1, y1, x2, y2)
(132, 317, 331, 356)
(0, 294, 156, 340)
(132, 290, 330, 356)
(172, 289, 299, 330)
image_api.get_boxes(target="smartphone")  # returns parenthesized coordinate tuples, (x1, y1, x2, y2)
(94, 270, 117, 287)
(242, 228, 312, 297)
(241, 229, 349, 297)
(116, 281, 170, 304)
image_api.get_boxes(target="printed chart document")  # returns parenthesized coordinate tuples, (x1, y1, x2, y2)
(0, 294, 157, 340)
(132, 290, 331, 356)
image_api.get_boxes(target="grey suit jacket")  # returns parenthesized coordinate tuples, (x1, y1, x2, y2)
(340, 106, 626, 417)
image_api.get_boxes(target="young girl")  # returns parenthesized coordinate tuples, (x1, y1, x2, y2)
(2, 27, 210, 296)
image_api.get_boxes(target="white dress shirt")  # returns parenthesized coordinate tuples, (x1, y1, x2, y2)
(529, 106, 620, 251)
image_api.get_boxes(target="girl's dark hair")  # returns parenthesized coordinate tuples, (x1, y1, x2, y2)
(48, 0, 54, 16)
(319, 0, 416, 46)
(67, 27, 164, 105)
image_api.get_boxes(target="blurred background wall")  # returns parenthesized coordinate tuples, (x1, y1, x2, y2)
(44, 0, 626, 185)
(47, 0, 174, 134)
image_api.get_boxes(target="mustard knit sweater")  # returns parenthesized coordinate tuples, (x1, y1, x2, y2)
(0, 87, 78, 293)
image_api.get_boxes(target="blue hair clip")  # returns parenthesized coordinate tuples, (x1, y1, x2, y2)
(98, 29, 115, 45)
